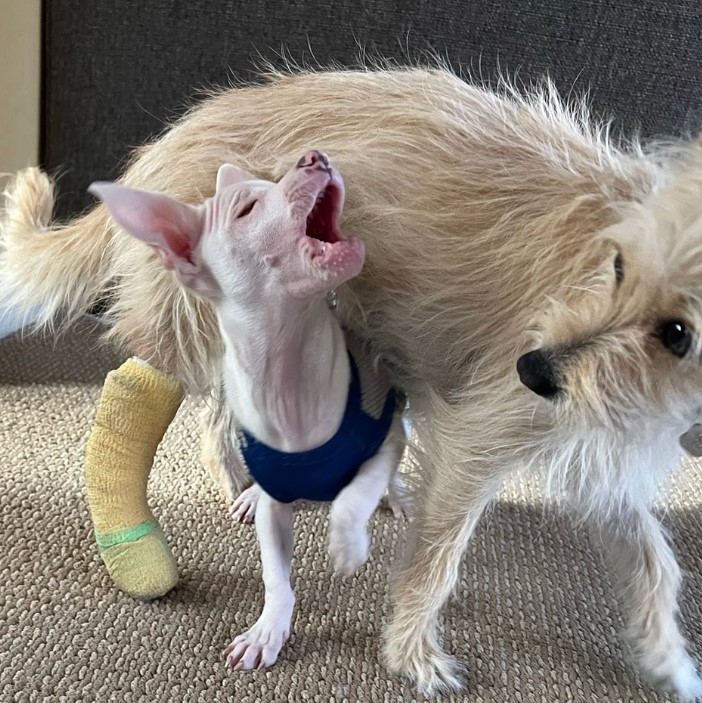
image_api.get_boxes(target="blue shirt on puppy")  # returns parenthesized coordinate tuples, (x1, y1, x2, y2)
(241, 351, 397, 503)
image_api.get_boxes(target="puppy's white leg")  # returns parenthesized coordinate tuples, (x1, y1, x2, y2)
(595, 508, 702, 700)
(328, 415, 404, 576)
(224, 492, 295, 670)
(230, 483, 262, 524)
(383, 458, 501, 695)
(383, 470, 413, 520)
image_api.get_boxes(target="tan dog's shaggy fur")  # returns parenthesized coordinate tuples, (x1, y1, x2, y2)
(3, 66, 702, 698)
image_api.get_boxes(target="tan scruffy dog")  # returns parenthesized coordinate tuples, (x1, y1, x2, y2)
(3, 65, 702, 699)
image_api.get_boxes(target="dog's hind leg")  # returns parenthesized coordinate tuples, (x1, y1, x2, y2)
(200, 383, 251, 502)
(382, 417, 504, 694)
(85, 358, 184, 599)
(593, 507, 702, 700)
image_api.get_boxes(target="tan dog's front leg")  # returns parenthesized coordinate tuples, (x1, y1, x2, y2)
(382, 454, 501, 695)
(594, 508, 702, 700)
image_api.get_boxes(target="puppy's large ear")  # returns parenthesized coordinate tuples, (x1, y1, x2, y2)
(90, 182, 219, 297)
(216, 163, 256, 192)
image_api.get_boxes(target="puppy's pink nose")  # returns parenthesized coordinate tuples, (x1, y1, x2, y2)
(296, 150, 330, 171)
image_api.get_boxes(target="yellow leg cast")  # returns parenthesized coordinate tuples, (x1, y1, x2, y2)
(85, 358, 184, 599)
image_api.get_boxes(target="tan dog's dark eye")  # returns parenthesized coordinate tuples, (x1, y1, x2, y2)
(237, 201, 256, 218)
(658, 321, 692, 358)
(614, 253, 624, 284)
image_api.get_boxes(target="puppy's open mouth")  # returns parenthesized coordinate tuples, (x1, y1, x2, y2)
(298, 165, 364, 279)
(305, 180, 342, 244)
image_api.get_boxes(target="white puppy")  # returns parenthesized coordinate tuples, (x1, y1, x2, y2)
(91, 151, 406, 670)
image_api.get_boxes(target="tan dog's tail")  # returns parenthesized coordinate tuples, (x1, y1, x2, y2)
(0, 167, 115, 332)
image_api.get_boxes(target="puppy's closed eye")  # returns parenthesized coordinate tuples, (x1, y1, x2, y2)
(237, 201, 257, 218)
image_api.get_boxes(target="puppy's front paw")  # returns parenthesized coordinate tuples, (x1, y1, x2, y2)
(224, 619, 290, 670)
(328, 522, 370, 577)
(230, 484, 261, 524)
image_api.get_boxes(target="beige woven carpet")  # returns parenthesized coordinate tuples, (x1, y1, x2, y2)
(2, 322, 702, 703)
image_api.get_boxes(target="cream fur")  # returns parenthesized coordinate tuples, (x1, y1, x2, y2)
(3, 65, 702, 698)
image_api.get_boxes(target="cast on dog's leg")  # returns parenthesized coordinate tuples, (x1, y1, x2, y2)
(328, 414, 404, 576)
(225, 492, 295, 670)
(84, 356, 183, 599)
(383, 458, 501, 694)
(595, 507, 702, 700)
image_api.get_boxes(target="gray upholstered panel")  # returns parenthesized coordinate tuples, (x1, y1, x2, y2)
(43, 0, 702, 218)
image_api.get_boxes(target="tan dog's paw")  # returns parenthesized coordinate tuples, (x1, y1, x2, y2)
(643, 650, 702, 701)
(383, 619, 464, 695)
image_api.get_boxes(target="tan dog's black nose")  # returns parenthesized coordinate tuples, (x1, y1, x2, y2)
(517, 350, 561, 398)
(297, 150, 330, 172)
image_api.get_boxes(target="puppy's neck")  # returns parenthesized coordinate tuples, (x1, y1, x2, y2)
(216, 296, 350, 452)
